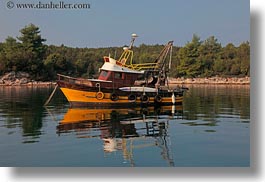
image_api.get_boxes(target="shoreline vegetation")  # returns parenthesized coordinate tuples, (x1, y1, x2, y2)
(0, 71, 250, 86)
(1, 24, 250, 86)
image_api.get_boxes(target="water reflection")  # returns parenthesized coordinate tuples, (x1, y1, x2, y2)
(182, 85, 250, 121)
(57, 106, 183, 166)
(0, 85, 250, 143)
(0, 85, 250, 166)
(0, 86, 67, 143)
(0, 87, 48, 143)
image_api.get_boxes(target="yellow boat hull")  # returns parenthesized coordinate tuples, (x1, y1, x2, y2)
(60, 87, 183, 107)
(60, 105, 183, 124)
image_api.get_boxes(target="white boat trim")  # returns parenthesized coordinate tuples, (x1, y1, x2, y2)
(87, 79, 112, 83)
(119, 86, 158, 92)
(100, 62, 144, 74)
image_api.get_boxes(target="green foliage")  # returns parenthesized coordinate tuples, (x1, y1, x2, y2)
(198, 36, 221, 77)
(44, 53, 72, 79)
(173, 36, 250, 78)
(18, 24, 47, 77)
(0, 24, 46, 79)
(0, 36, 27, 73)
(238, 42, 250, 76)
(177, 34, 202, 77)
(0, 24, 250, 80)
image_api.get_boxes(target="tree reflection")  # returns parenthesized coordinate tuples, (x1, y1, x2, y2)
(182, 85, 250, 121)
(0, 86, 53, 143)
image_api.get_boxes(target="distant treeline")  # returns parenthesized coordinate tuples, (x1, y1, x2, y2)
(0, 24, 250, 81)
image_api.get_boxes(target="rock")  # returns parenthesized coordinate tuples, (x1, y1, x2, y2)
(0, 71, 31, 85)
(15, 79, 20, 84)
(17, 72, 30, 78)
(19, 78, 29, 84)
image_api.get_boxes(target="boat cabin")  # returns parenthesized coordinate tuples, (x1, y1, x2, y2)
(96, 68, 142, 89)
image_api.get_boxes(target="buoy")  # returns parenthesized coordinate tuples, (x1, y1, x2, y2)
(110, 93, 119, 101)
(171, 93, 176, 104)
(171, 105, 176, 114)
(140, 95, 149, 103)
(141, 107, 148, 115)
(154, 95, 162, 103)
(128, 94, 137, 102)
(96, 91, 104, 100)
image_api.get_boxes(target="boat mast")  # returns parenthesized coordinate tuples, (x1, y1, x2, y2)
(153, 41, 174, 87)
(129, 33, 138, 50)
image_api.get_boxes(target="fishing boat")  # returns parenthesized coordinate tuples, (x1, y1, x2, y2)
(55, 34, 187, 108)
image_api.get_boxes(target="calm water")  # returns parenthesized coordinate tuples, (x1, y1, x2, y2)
(0, 85, 250, 167)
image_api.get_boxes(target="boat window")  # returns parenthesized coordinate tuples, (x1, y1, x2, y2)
(114, 72, 122, 79)
(100, 70, 108, 78)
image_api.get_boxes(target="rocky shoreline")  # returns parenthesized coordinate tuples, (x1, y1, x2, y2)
(0, 71, 56, 86)
(0, 72, 250, 86)
(168, 76, 250, 85)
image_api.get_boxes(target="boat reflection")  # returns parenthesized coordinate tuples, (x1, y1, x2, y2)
(57, 105, 183, 166)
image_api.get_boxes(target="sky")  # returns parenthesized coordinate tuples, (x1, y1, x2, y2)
(0, 0, 249, 48)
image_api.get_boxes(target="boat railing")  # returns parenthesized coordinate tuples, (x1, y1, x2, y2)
(117, 47, 159, 71)
(124, 62, 159, 71)
(57, 74, 91, 86)
(118, 49, 134, 65)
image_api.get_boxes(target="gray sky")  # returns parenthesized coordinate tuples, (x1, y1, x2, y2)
(0, 0, 249, 47)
